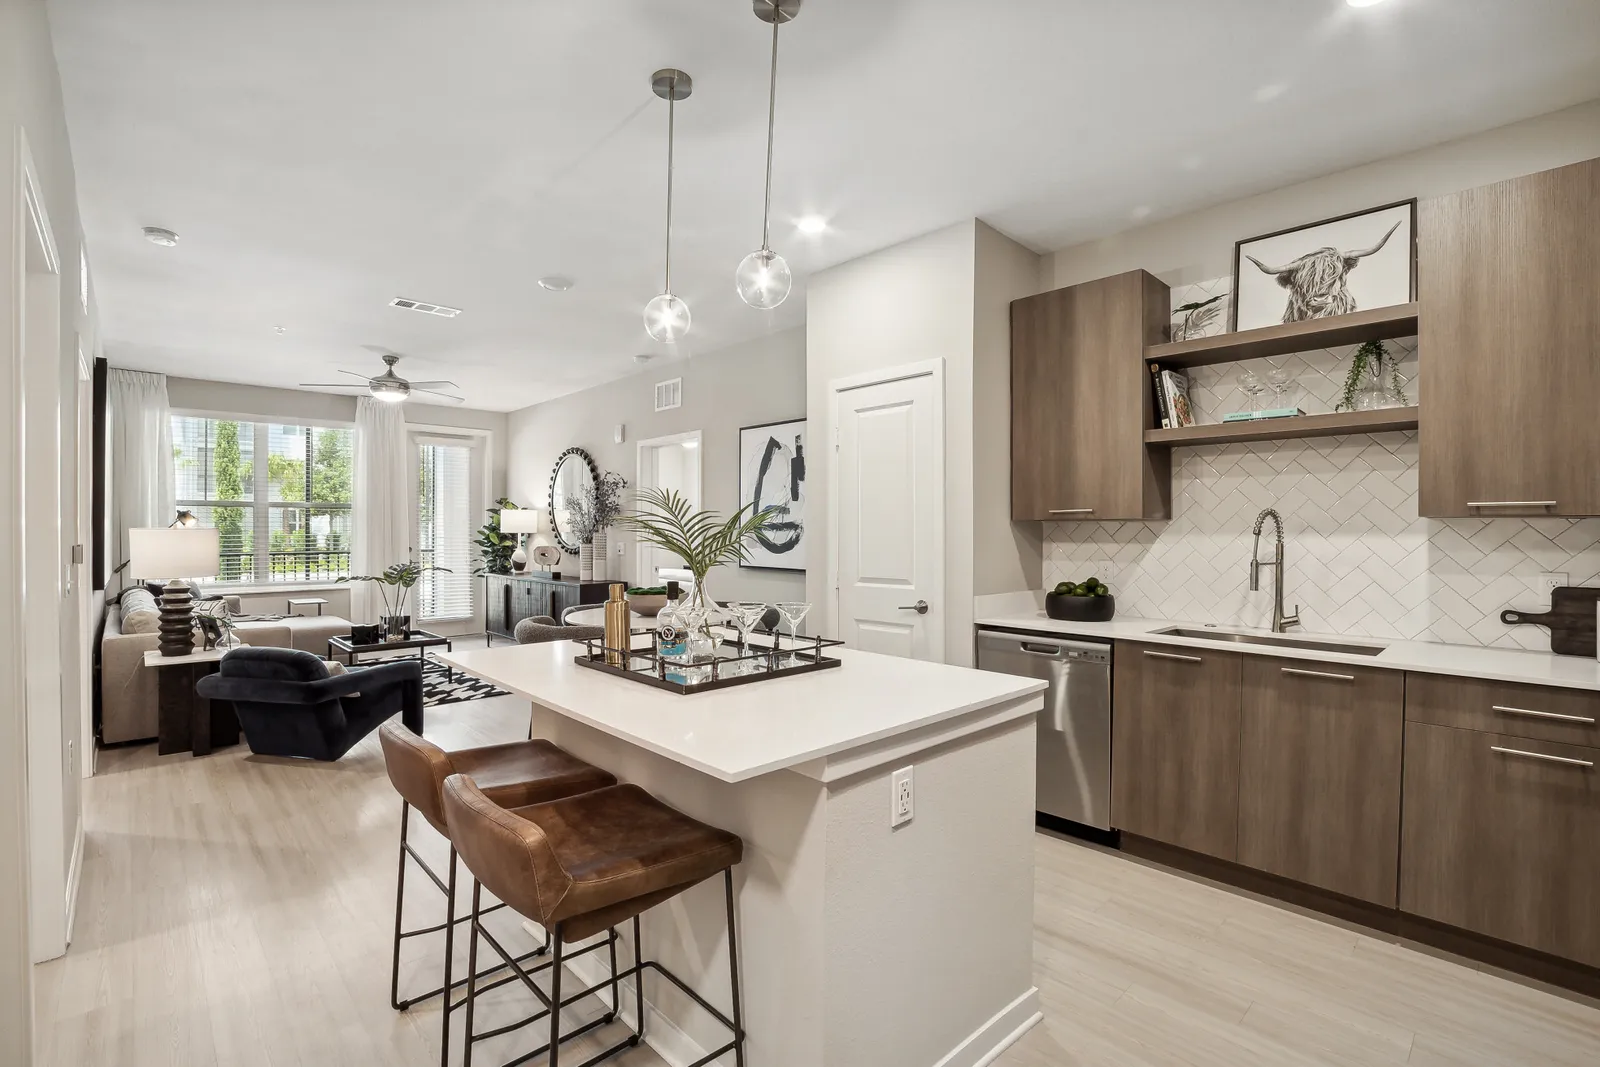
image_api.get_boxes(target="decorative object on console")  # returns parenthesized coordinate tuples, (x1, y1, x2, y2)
(497, 506, 539, 573)
(473, 497, 523, 576)
(351, 623, 382, 644)
(564, 470, 627, 582)
(129, 526, 221, 657)
(1336, 339, 1409, 411)
(734, 0, 801, 310)
(1232, 200, 1415, 331)
(1045, 577, 1115, 622)
(338, 559, 448, 639)
(1500, 586, 1600, 657)
(644, 69, 693, 343)
(193, 598, 241, 651)
(739, 418, 807, 570)
(547, 447, 598, 555)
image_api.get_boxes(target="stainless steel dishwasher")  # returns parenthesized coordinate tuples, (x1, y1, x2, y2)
(976, 629, 1112, 831)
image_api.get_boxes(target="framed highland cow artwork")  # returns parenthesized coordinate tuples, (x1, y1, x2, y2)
(1230, 200, 1416, 332)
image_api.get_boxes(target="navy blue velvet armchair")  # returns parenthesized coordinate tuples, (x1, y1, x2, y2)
(196, 647, 424, 761)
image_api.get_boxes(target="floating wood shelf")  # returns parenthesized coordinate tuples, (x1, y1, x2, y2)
(1144, 407, 1419, 447)
(1146, 303, 1419, 369)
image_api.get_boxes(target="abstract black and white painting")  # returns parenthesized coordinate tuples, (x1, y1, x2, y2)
(1231, 200, 1415, 332)
(739, 418, 806, 571)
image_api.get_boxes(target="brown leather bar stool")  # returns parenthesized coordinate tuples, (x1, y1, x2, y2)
(443, 774, 746, 1067)
(379, 723, 617, 1066)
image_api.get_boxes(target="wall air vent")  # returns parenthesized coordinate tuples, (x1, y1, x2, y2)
(654, 377, 682, 412)
(389, 297, 462, 318)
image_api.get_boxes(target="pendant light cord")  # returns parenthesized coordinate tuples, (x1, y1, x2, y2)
(761, 7, 780, 252)
(665, 73, 676, 294)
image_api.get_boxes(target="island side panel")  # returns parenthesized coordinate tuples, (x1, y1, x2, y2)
(530, 705, 830, 1067)
(823, 716, 1040, 1066)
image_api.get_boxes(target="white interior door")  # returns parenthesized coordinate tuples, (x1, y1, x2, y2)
(832, 362, 944, 662)
(635, 432, 702, 586)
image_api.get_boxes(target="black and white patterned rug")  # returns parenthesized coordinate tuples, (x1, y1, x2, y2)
(422, 657, 509, 706)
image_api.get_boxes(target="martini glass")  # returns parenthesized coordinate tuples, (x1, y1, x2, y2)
(726, 602, 771, 675)
(774, 602, 812, 666)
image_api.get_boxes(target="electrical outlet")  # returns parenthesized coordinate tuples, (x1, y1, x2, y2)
(66, 739, 74, 773)
(1539, 572, 1568, 600)
(890, 766, 914, 828)
(616, 541, 625, 556)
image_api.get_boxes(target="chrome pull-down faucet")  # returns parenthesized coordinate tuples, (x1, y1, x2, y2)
(1250, 507, 1300, 633)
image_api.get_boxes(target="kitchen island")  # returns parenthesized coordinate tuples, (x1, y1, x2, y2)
(438, 640, 1047, 1067)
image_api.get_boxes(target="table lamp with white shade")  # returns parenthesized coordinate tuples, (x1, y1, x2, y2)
(499, 507, 540, 573)
(128, 526, 220, 657)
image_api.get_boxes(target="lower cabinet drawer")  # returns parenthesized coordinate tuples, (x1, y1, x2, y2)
(1400, 721, 1600, 967)
(1406, 673, 1600, 748)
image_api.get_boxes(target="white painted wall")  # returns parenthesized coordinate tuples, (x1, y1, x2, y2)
(504, 328, 807, 608)
(1, 0, 101, 1053)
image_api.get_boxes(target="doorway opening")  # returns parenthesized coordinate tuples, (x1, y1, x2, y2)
(634, 430, 702, 588)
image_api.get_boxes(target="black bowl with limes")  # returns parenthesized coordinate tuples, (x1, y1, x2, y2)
(1045, 579, 1115, 622)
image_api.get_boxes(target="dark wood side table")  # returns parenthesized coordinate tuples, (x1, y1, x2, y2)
(143, 647, 243, 757)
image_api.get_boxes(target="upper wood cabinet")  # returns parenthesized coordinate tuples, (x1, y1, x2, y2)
(1419, 156, 1600, 517)
(1011, 270, 1171, 521)
(1237, 657, 1404, 906)
(1111, 642, 1242, 860)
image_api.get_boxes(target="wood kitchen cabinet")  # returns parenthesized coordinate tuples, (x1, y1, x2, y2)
(1237, 657, 1404, 905)
(1111, 642, 1242, 859)
(1419, 156, 1600, 517)
(1400, 719, 1600, 968)
(1011, 270, 1171, 521)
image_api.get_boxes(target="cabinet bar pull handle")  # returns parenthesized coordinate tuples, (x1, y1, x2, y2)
(1466, 500, 1557, 508)
(1281, 667, 1355, 681)
(1144, 650, 1202, 663)
(1490, 746, 1594, 768)
(1492, 704, 1597, 725)
(1048, 508, 1094, 515)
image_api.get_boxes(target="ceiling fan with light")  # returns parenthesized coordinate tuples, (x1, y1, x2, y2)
(299, 350, 464, 404)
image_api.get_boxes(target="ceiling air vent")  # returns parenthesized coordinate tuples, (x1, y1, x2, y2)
(389, 297, 463, 318)
(654, 377, 682, 412)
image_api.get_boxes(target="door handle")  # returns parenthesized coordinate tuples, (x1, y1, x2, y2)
(1281, 667, 1355, 682)
(1048, 508, 1094, 515)
(1490, 745, 1594, 768)
(1492, 705, 1597, 724)
(898, 600, 929, 614)
(1466, 500, 1557, 509)
(1143, 650, 1201, 663)
(1020, 643, 1064, 657)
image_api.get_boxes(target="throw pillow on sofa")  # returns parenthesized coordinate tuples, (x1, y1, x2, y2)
(120, 588, 161, 634)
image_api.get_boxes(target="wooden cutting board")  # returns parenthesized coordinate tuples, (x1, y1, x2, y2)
(1500, 586, 1600, 657)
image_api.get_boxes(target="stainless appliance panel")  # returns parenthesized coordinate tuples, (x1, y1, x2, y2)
(977, 629, 1113, 830)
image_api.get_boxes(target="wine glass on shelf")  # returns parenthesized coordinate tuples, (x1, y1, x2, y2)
(774, 602, 812, 666)
(1237, 369, 1266, 414)
(725, 602, 771, 675)
(1266, 367, 1294, 410)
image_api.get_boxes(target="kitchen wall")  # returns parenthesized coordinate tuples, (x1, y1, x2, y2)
(504, 327, 807, 607)
(1038, 100, 1600, 648)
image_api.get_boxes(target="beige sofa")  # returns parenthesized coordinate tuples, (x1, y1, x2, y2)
(100, 597, 354, 744)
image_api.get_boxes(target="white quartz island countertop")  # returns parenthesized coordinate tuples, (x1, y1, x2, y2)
(437, 639, 1049, 1067)
(975, 608, 1600, 692)
(438, 640, 1046, 782)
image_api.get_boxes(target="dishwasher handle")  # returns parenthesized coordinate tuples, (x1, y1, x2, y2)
(1020, 642, 1065, 657)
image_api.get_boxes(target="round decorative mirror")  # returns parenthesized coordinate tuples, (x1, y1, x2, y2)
(548, 446, 598, 555)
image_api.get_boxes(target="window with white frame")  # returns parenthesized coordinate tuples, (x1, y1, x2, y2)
(415, 437, 477, 620)
(171, 414, 354, 583)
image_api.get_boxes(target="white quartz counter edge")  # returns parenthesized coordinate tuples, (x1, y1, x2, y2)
(975, 612, 1600, 693)
(438, 644, 1047, 784)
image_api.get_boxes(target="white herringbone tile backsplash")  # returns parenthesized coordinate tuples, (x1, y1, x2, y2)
(1042, 283, 1600, 650)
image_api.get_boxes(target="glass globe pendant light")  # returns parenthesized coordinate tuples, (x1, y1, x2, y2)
(645, 69, 692, 343)
(735, 0, 801, 310)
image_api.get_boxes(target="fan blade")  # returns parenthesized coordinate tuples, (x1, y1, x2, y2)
(414, 388, 466, 404)
(406, 380, 458, 390)
(338, 369, 375, 381)
(299, 382, 370, 389)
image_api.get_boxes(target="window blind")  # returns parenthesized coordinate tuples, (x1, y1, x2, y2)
(416, 441, 474, 620)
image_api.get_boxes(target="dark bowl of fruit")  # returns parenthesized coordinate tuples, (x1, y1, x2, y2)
(1045, 578, 1115, 622)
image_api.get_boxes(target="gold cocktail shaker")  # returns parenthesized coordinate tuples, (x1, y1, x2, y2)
(604, 582, 629, 666)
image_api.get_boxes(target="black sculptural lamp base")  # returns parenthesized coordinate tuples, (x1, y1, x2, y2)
(158, 578, 196, 657)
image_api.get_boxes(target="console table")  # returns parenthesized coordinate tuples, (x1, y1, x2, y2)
(483, 573, 612, 645)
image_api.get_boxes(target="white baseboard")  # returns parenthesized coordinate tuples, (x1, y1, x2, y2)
(64, 816, 84, 947)
(932, 987, 1043, 1067)
(523, 921, 725, 1067)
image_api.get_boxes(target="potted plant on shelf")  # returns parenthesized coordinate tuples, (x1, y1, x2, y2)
(473, 498, 523, 576)
(1336, 340, 1409, 412)
(619, 488, 777, 646)
(340, 559, 451, 639)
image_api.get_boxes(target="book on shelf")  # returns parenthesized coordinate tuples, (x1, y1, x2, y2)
(1150, 363, 1171, 428)
(1159, 369, 1196, 429)
(1221, 408, 1306, 422)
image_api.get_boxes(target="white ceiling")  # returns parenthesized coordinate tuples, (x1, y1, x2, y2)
(49, 0, 1600, 412)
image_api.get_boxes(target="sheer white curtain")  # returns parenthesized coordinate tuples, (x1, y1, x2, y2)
(108, 369, 173, 589)
(351, 396, 411, 623)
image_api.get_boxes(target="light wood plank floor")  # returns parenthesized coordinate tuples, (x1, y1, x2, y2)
(36, 693, 1600, 1066)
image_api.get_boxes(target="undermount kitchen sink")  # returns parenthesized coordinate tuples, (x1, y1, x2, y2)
(1149, 626, 1388, 657)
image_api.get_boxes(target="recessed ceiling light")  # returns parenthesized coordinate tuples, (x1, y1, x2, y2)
(142, 226, 179, 247)
(389, 297, 462, 318)
(538, 276, 574, 292)
(796, 215, 828, 235)
(272, 325, 287, 335)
